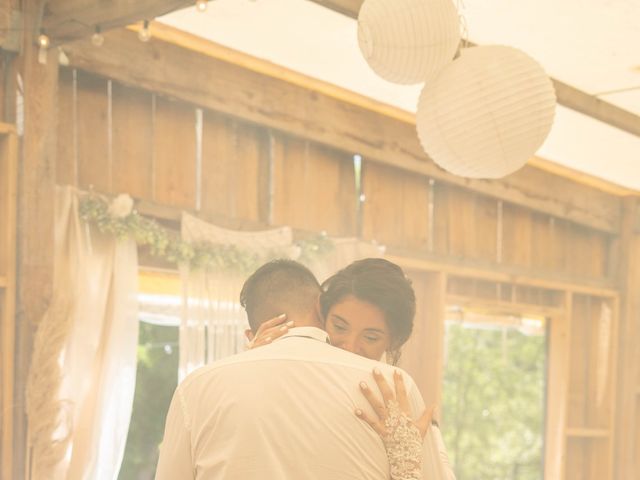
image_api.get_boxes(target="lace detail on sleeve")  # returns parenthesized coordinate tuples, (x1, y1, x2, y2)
(382, 400, 423, 480)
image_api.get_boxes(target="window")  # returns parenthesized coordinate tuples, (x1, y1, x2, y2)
(118, 271, 180, 480)
(442, 307, 547, 480)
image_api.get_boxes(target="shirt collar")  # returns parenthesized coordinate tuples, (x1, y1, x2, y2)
(278, 326, 329, 343)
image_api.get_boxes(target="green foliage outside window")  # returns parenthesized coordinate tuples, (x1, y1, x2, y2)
(118, 322, 179, 480)
(442, 321, 546, 480)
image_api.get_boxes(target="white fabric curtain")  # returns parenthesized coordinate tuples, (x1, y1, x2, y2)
(26, 187, 139, 480)
(179, 213, 293, 380)
(179, 213, 385, 378)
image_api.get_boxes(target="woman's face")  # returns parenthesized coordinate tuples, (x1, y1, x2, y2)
(325, 294, 391, 360)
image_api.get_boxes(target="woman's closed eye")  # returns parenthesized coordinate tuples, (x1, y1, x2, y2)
(330, 317, 349, 332)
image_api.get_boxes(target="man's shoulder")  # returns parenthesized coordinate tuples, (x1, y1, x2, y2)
(178, 348, 261, 387)
(177, 340, 420, 399)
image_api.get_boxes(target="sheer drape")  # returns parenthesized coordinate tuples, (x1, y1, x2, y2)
(26, 187, 139, 480)
(179, 213, 293, 380)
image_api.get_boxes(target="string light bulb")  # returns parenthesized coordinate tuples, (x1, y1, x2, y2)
(196, 0, 208, 12)
(37, 32, 50, 49)
(91, 26, 104, 47)
(37, 30, 50, 64)
(138, 20, 151, 42)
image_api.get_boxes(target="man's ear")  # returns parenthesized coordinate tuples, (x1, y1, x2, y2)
(244, 328, 255, 341)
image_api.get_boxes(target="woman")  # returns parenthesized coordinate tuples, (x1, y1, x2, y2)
(250, 258, 455, 480)
(249, 258, 414, 363)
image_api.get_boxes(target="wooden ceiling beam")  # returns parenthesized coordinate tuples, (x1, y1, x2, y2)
(308, 0, 640, 138)
(41, 0, 192, 44)
(308, 0, 361, 18)
(552, 79, 640, 138)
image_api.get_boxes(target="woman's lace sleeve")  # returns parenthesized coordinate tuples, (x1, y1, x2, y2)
(381, 400, 423, 480)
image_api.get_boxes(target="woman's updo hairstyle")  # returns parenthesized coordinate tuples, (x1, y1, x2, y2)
(319, 258, 416, 364)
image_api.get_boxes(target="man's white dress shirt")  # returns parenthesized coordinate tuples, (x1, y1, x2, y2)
(155, 327, 455, 480)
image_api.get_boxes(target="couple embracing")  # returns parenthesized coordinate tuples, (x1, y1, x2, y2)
(156, 258, 455, 479)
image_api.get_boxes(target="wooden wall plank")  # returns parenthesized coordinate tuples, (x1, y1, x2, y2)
(530, 213, 555, 272)
(0, 53, 17, 126)
(273, 135, 356, 235)
(398, 271, 446, 409)
(433, 184, 450, 256)
(636, 396, 640, 478)
(473, 195, 498, 262)
(432, 186, 498, 261)
(588, 438, 611, 480)
(56, 68, 76, 186)
(0, 137, 9, 274)
(566, 439, 587, 479)
(0, 57, 4, 123)
(568, 295, 589, 429)
(62, 28, 623, 234)
(273, 136, 310, 230)
(444, 188, 476, 259)
(200, 113, 237, 218)
(551, 219, 570, 274)
(111, 82, 153, 199)
(152, 97, 196, 209)
(502, 203, 532, 268)
(400, 171, 430, 251)
(362, 162, 428, 249)
(76, 71, 109, 192)
(232, 122, 268, 223)
(587, 300, 614, 430)
(566, 224, 609, 279)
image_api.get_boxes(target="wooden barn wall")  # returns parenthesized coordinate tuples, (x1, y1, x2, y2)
(56, 67, 614, 283)
(63, 27, 622, 235)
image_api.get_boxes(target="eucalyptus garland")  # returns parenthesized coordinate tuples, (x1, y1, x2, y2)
(78, 194, 334, 273)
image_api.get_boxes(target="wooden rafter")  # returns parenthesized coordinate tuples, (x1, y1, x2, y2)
(308, 0, 640, 138)
(42, 0, 192, 44)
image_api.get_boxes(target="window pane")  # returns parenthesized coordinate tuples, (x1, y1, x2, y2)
(118, 295, 179, 479)
(442, 310, 547, 480)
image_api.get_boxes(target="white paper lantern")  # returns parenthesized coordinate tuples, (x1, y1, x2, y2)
(358, 0, 461, 85)
(416, 45, 556, 178)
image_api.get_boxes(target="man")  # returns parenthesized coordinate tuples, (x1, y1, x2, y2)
(156, 259, 452, 479)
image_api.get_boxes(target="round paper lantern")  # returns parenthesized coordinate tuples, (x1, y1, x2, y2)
(416, 45, 556, 178)
(358, 0, 461, 85)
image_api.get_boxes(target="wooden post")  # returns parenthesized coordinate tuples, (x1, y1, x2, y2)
(613, 196, 640, 479)
(399, 270, 447, 410)
(544, 292, 572, 480)
(12, 1, 59, 477)
(0, 126, 18, 480)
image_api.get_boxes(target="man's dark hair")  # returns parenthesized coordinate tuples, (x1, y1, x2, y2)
(240, 259, 321, 333)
